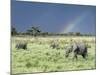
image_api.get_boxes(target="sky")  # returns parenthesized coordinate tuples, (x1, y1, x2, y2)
(11, 0, 96, 34)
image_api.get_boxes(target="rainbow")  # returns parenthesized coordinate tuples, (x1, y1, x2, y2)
(60, 12, 88, 33)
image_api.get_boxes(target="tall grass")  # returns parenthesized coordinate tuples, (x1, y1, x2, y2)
(11, 36, 96, 74)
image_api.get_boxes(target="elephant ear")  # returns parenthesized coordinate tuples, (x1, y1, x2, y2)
(65, 48, 70, 54)
(65, 46, 71, 54)
(69, 45, 73, 52)
(72, 43, 77, 50)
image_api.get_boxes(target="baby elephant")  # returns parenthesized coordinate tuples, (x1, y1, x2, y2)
(65, 42, 88, 60)
(16, 42, 28, 50)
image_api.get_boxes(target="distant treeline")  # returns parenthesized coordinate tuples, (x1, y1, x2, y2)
(11, 26, 95, 36)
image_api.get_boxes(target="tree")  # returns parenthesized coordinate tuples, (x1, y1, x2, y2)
(26, 29, 33, 35)
(68, 32, 74, 36)
(11, 26, 17, 35)
(75, 32, 81, 36)
(26, 26, 41, 36)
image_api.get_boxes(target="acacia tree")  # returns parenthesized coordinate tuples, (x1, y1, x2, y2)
(75, 32, 81, 36)
(11, 26, 17, 35)
(26, 26, 41, 36)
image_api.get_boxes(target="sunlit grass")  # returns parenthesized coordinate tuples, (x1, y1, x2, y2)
(11, 36, 96, 74)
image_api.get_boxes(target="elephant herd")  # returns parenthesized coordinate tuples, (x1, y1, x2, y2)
(15, 39, 89, 60)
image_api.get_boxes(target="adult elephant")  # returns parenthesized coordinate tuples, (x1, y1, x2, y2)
(65, 42, 88, 60)
(15, 42, 28, 50)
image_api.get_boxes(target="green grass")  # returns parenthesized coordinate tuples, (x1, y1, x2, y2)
(11, 36, 96, 74)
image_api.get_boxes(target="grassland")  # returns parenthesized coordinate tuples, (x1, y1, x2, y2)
(11, 36, 96, 74)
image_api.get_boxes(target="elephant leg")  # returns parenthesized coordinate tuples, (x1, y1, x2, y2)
(82, 54, 87, 60)
(73, 53, 77, 61)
